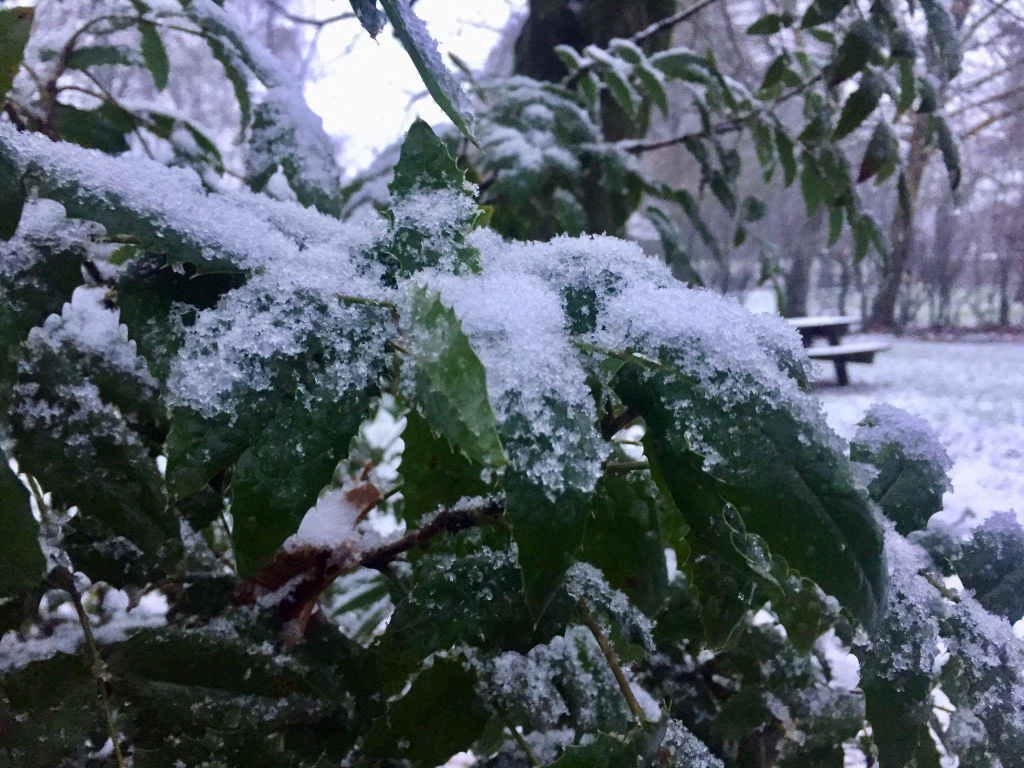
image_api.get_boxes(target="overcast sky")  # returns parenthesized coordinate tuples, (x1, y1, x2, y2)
(303, 0, 525, 172)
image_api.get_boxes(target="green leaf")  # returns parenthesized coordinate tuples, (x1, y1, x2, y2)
(920, 0, 962, 80)
(52, 103, 135, 154)
(613, 348, 887, 631)
(801, 0, 850, 27)
(107, 618, 367, 766)
(751, 117, 775, 169)
(207, 37, 252, 133)
(378, 0, 475, 143)
(580, 466, 669, 617)
(246, 91, 344, 217)
(221, 304, 390, 576)
(390, 119, 467, 198)
(139, 24, 170, 91)
(0, 448, 44, 600)
(800, 155, 827, 216)
(747, 12, 794, 34)
(956, 513, 1024, 621)
(858, 119, 899, 182)
(741, 195, 768, 222)
(635, 61, 669, 117)
(10, 293, 179, 586)
(350, 0, 386, 38)
(917, 75, 938, 113)
(828, 205, 844, 245)
(850, 405, 950, 536)
(65, 44, 139, 70)
(0, 149, 25, 240)
(834, 71, 882, 138)
(402, 285, 506, 468)
(896, 58, 916, 115)
(377, 548, 539, 679)
(827, 20, 881, 86)
(929, 114, 961, 190)
(398, 408, 490, 525)
(709, 172, 737, 216)
(375, 119, 481, 280)
(774, 124, 798, 187)
(645, 205, 703, 286)
(549, 719, 722, 768)
(0, 7, 32, 104)
(0, 654, 103, 768)
(363, 656, 489, 766)
(554, 43, 586, 73)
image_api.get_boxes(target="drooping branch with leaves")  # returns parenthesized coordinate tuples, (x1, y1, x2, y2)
(0, 1, 1020, 767)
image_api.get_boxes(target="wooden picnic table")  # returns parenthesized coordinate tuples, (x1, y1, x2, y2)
(786, 315, 889, 385)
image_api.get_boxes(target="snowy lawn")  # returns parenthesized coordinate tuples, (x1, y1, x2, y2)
(813, 337, 1024, 529)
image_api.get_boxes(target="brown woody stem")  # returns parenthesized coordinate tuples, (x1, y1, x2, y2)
(577, 601, 648, 725)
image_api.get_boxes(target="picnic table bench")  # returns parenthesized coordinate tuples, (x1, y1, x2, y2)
(786, 315, 889, 385)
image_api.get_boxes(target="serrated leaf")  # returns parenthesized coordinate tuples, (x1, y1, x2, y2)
(246, 90, 344, 216)
(0, 7, 32, 104)
(581, 466, 669, 617)
(379, 0, 475, 143)
(377, 119, 481, 280)
(139, 23, 170, 91)
(613, 347, 887, 631)
(835, 71, 882, 138)
(10, 290, 178, 585)
(350, 0, 386, 37)
(851, 405, 950, 536)
(363, 656, 488, 766)
(858, 119, 899, 182)
(398, 409, 490, 525)
(747, 12, 794, 34)
(402, 285, 505, 468)
(549, 719, 722, 768)
(0, 448, 44, 600)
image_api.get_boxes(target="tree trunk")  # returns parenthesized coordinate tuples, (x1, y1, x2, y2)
(869, 0, 973, 330)
(782, 209, 825, 317)
(869, 114, 929, 329)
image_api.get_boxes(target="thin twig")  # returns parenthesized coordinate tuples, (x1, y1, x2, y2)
(503, 718, 541, 767)
(359, 497, 505, 570)
(605, 460, 650, 473)
(336, 293, 397, 310)
(577, 601, 648, 725)
(50, 568, 125, 768)
(564, 0, 722, 86)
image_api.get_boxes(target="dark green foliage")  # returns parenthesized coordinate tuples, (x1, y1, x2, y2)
(0, 448, 43, 600)
(955, 513, 1024, 622)
(0, 7, 31, 104)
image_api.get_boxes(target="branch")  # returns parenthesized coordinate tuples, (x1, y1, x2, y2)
(359, 497, 506, 570)
(619, 74, 822, 154)
(949, 82, 1024, 118)
(577, 601, 648, 725)
(563, 0, 722, 87)
(49, 568, 125, 768)
(961, 104, 1024, 139)
(263, 0, 355, 28)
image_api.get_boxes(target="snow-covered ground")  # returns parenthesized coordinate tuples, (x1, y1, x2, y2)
(813, 337, 1024, 529)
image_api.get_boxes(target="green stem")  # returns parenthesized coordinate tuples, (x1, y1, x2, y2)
(605, 460, 650, 473)
(577, 601, 648, 725)
(503, 718, 540, 767)
(51, 569, 126, 768)
(336, 294, 397, 311)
